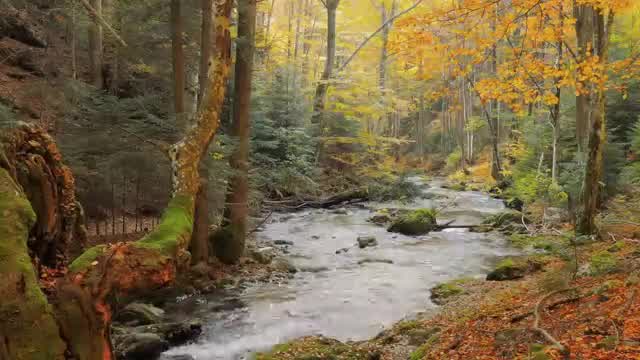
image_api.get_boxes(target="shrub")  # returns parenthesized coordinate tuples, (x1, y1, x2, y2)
(589, 251, 619, 275)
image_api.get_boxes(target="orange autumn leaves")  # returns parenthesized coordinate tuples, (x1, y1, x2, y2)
(389, 0, 639, 114)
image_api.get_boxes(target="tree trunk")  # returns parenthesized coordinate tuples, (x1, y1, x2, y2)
(574, 4, 595, 152)
(88, 0, 103, 88)
(198, 0, 214, 106)
(311, 0, 339, 125)
(171, 0, 186, 121)
(0, 1, 233, 357)
(577, 9, 613, 235)
(216, 0, 257, 264)
(190, 177, 209, 264)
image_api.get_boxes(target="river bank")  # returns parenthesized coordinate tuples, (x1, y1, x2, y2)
(254, 177, 640, 360)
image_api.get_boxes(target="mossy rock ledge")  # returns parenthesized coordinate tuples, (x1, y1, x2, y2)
(387, 208, 437, 235)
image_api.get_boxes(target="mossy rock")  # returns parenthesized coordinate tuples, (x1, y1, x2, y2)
(430, 281, 464, 305)
(115, 302, 165, 326)
(255, 336, 371, 360)
(504, 197, 524, 211)
(407, 327, 441, 346)
(387, 208, 437, 235)
(486, 258, 542, 281)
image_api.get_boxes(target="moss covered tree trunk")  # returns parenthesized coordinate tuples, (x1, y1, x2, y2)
(0, 1, 232, 358)
(577, 9, 613, 235)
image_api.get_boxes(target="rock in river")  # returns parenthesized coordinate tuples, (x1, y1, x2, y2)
(387, 208, 437, 235)
(357, 236, 378, 248)
(115, 302, 165, 326)
(114, 332, 168, 360)
(358, 258, 393, 265)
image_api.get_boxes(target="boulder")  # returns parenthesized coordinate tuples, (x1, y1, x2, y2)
(271, 258, 298, 273)
(430, 282, 464, 305)
(486, 258, 542, 281)
(134, 321, 202, 346)
(335, 247, 350, 254)
(250, 247, 275, 264)
(369, 211, 392, 225)
(357, 236, 378, 248)
(330, 208, 349, 215)
(115, 303, 165, 326)
(504, 198, 524, 211)
(407, 327, 441, 346)
(387, 209, 437, 235)
(114, 332, 168, 360)
(274, 240, 294, 246)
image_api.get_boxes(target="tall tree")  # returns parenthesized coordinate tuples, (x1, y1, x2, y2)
(577, 5, 614, 235)
(217, 0, 257, 264)
(190, 0, 215, 265)
(198, 0, 214, 105)
(88, 0, 103, 88)
(171, 0, 186, 118)
(311, 0, 339, 125)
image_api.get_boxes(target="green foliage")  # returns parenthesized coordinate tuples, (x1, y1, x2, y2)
(250, 67, 318, 199)
(445, 147, 462, 171)
(367, 175, 422, 202)
(621, 118, 640, 185)
(589, 251, 619, 275)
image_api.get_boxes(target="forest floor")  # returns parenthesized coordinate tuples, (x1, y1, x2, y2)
(256, 166, 640, 360)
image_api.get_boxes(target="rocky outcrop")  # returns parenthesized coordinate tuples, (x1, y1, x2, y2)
(0, 7, 47, 48)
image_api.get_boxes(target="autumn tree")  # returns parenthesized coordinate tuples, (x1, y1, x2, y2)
(0, 1, 233, 358)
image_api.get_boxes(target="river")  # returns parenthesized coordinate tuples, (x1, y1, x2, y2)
(163, 177, 518, 359)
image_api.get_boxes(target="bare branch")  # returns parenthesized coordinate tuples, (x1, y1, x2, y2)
(76, 0, 127, 47)
(337, 0, 423, 73)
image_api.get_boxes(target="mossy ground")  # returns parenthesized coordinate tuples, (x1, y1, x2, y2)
(255, 337, 376, 360)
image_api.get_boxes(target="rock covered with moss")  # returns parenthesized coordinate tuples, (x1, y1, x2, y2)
(430, 280, 465, 305)
(387, 208, 438, 235)
(486, 257, 542, 281)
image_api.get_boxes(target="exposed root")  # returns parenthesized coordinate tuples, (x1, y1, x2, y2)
(531, 288, 576, 357)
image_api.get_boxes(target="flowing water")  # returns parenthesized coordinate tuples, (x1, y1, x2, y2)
(163, 178, 518, 359)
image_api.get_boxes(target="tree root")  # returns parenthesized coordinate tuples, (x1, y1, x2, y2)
(530, 288, 576, 358)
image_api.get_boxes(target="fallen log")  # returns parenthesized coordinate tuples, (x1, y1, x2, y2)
(264, 188, 369, 210)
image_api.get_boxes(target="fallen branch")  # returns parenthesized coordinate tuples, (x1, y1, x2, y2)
(76, 0, 127, 47)
(247, 210, 274, 235)
(511, 294, 582, 323)
(531, 288, 575, 357)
